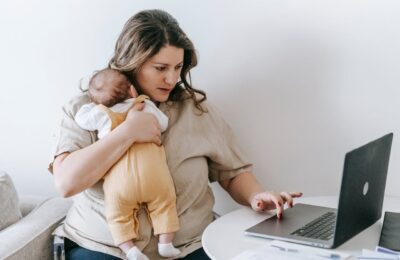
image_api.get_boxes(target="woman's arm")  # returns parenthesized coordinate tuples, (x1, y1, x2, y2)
(219, 172, 302, 219)
(53, 103, 161, 197)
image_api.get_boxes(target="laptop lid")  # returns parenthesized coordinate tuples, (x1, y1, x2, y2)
(333, 133, 393, 247)
(245, 133, 393, 248)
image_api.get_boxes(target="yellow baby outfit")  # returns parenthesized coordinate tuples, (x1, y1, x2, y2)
(78, 95, 179, 245)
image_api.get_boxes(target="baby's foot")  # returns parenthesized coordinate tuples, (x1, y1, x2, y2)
(158, 242, 181, 258)
(126, 246, 149, 260)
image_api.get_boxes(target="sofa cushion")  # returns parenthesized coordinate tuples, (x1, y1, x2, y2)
(0, 171, 22, 231)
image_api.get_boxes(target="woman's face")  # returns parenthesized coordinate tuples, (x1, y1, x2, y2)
(136, 45, 184, 102)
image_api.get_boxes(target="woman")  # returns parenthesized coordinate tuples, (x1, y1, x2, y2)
(51, 9, 302, 260)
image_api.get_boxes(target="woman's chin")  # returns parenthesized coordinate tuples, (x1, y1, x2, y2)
(153, 95, 169, 103)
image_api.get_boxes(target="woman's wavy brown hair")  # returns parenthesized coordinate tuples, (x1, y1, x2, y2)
(109, 9, 206, 112)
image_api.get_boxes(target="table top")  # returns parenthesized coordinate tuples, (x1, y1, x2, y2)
(202, 196, 400, 260)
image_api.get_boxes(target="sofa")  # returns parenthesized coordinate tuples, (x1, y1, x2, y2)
(0, 171, 72, 260)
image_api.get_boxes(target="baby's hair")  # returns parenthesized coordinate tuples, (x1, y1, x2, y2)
(88, 68, 132, 107)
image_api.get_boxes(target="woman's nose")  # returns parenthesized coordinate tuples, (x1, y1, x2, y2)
(165, 70, 178, 85)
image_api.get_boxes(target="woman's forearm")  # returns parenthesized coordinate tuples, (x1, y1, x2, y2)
(53, 122, 136, 197)
(219, 172, 264, 206)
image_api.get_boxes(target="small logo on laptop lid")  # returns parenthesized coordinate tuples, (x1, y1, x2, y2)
(363, 182, 369, 195)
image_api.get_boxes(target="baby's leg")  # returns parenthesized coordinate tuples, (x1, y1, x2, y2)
(103, 167, 148, 260)
(148, 192, 180, 257)
(119, 240, 149, 260)
(158, 232, 181, 258)
(141, 145, 181, 257)
(159, 232, 175, 244)
(147, 194, 181, 257)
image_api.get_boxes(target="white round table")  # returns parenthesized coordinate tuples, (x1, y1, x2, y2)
(202, 196, 400, 260)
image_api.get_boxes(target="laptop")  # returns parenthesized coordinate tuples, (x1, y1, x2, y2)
(245, 133, 393, 249)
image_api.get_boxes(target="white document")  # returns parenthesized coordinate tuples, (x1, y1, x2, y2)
(358, 249, 398, 260)
(231, 240, 351, 260)
(357, 247, 400, 260)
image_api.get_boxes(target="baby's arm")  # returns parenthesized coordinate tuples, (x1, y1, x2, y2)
(75, 103, 98, 131)
(75, 104, 112, 138)
(142, 100, 169, 132)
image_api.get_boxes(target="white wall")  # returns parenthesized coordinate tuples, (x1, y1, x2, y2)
(0, 0, 399, 215)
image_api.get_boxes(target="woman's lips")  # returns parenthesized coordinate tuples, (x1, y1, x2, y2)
(158, 88, 172, 94)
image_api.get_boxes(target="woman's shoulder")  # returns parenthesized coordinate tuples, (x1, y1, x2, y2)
(63, 92, 91, 117)
(186, 94, 221, 113)
(174, 92, 208, 110)
(171, 94, 224, 122)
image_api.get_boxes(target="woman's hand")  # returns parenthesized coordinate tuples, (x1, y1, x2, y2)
(124, 102, 162, 145)
(219, 172, 302, 220)
(53, 101, 162, 197)
(250, 191, 303, 219)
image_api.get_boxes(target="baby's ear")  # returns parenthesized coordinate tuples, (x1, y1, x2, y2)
(129, 85, 138, 98)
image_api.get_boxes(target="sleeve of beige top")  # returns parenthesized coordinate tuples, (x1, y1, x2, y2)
(204, 101, 253, 182)
(48, 93, 97, 173)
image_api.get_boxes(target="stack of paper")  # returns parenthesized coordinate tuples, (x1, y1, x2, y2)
(231, 240, 350, 260)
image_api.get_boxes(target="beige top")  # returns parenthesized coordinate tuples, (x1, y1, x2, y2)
(50, 93, 252, 259)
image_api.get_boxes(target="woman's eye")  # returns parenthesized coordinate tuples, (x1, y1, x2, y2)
(155, 66, 166, 71)
(175, 65, 183, 70)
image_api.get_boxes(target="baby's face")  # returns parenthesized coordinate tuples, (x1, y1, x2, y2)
(105, 73, 134, 100)
(89, 69, 139, 106)
(110, 72, 140, 100)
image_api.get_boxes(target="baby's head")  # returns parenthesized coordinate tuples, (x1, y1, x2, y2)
(88, 68, 137, 107)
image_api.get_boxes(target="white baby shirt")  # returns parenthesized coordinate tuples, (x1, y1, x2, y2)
(75, 98, 168, 138)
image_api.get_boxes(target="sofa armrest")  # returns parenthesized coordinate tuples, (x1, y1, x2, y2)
(0, 197, 72, 260)
(19, 195, 49, 217)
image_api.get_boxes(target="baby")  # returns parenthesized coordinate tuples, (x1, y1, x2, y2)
(75, 68, 180, 260)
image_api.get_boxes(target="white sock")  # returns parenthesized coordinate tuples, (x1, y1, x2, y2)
(126, 246, 149, 260)
(158, 242, 181, 258)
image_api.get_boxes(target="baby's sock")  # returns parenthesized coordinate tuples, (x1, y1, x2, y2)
(158, 242, 181, 258)
(126, 246, 149, 260)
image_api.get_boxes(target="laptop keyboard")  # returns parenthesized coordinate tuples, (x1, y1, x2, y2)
(291, 211, 336, 240)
